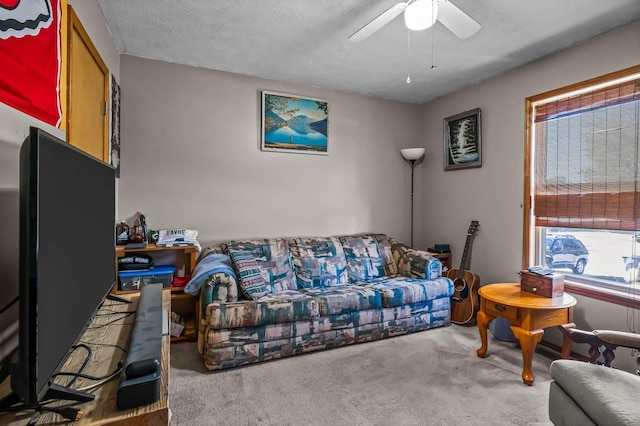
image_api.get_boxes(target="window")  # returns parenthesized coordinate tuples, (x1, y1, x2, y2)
(524, 65, 640, 306)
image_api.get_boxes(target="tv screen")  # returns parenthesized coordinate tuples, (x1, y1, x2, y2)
(12, 127, 115, 408)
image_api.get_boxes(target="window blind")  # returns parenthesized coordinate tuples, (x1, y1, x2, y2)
(533, 77, 640, 231)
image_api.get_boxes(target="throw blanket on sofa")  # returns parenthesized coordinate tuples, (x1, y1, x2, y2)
(185, 253, 236, 295)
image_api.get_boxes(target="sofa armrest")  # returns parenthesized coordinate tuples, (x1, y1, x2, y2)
(391, 242, 443, 280)
(199, 272, 238, 307)
(390, 239, 442, 279)
(197, 272, 238, 353)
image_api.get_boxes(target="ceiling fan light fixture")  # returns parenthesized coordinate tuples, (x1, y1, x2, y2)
(404, 0, 438, 31)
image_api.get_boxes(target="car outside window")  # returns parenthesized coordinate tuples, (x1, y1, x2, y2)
(540, 228, 637, 287)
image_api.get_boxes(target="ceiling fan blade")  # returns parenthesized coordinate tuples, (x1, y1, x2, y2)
(437, 0, 481, 39)
(349, 2, 408, 42)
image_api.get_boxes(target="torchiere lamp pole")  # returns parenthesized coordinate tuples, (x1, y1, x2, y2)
(401, 148, 426, 247)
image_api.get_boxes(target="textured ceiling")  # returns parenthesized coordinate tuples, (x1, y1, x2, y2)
(97, 0, 640, 104)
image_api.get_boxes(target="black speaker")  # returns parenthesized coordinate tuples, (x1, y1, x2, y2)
(428, 244, 450, 253)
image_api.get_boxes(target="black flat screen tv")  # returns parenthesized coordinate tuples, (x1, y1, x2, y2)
(11, 127, 116, 408)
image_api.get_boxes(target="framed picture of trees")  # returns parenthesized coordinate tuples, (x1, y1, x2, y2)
(443, 108, 482, 170)
(261, 91, 328, 155)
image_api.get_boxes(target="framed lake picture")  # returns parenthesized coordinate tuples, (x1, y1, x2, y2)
(443, 108, 482, 170)
(261, 91, 328, 155)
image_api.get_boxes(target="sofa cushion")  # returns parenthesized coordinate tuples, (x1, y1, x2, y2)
(289, 237, 349, 288)
(223, 238, 297, 293)
(300, 285, 383, 315)
(550, 359, 640, 426)
(363, 276, 454, 307)
(368, 234, 399, 276)
(339, 235, 387, 282)
(228, 249, 269, 300)
(205, 290, 319, 329)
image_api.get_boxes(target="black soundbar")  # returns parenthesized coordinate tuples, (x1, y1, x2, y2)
(116, 283, 163, 410)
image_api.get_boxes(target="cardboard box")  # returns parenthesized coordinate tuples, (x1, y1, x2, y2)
(520, 270, 564, 298)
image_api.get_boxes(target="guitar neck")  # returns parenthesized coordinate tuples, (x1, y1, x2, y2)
(456, 221, 479, 278)
(457, 235, 473, 276)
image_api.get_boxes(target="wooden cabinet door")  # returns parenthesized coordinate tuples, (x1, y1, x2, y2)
(67, 6, 108, 161)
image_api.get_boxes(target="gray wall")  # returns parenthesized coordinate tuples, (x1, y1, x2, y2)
(117, 56, 425, 247)
(420, 21, 640, 372)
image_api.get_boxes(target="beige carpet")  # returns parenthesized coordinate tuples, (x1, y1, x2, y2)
(169, 325, 555, 425)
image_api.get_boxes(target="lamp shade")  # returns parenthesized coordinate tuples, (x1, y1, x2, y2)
(404, 0, 438, 31)
(401, 148, 426, 161)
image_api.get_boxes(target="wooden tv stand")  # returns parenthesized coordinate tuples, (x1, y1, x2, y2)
(0, 291, 170, 425)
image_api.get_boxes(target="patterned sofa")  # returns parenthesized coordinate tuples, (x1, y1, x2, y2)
(192, 234, 454, 370)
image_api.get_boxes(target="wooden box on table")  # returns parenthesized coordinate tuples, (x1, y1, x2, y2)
(519, 271, 564, 298)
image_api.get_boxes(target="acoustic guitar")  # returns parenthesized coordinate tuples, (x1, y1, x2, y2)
(447, 220, 480, 325)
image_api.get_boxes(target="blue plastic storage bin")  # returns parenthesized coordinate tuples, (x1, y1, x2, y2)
(489, 316, 516, 342)
(118, 265, 176, 291)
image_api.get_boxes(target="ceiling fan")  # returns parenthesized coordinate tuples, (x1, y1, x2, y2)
(349, 0, 481, 42)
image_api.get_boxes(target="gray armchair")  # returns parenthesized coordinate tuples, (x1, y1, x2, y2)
(549, 329, 640, 425)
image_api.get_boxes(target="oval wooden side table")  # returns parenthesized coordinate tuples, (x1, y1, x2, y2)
(476, 283, 576, 386)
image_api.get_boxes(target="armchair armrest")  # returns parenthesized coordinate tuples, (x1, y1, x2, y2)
(568, 328, 640, 350)
(593, 330, 640, 349)
(568, 328, 640, 368)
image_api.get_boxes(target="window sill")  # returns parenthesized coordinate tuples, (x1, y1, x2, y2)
(564, 281, 640, 310)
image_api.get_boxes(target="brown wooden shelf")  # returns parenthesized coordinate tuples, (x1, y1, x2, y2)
(116, 243, 197, 256)
(114, 244, 198, 343)
(428, 251, 452, 272)
(171, 292, 195, 300)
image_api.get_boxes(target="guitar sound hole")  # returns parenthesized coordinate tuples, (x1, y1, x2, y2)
(453, 278, 467, 292)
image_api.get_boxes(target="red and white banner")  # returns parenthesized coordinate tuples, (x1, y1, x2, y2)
(0, 0, 62, 127)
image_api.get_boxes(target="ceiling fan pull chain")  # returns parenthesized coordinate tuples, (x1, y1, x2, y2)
(430, 22, 437, 70)
(407, 29, 412, 84)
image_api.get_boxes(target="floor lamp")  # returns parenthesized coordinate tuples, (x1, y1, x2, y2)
(401, 148, 425, 248)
